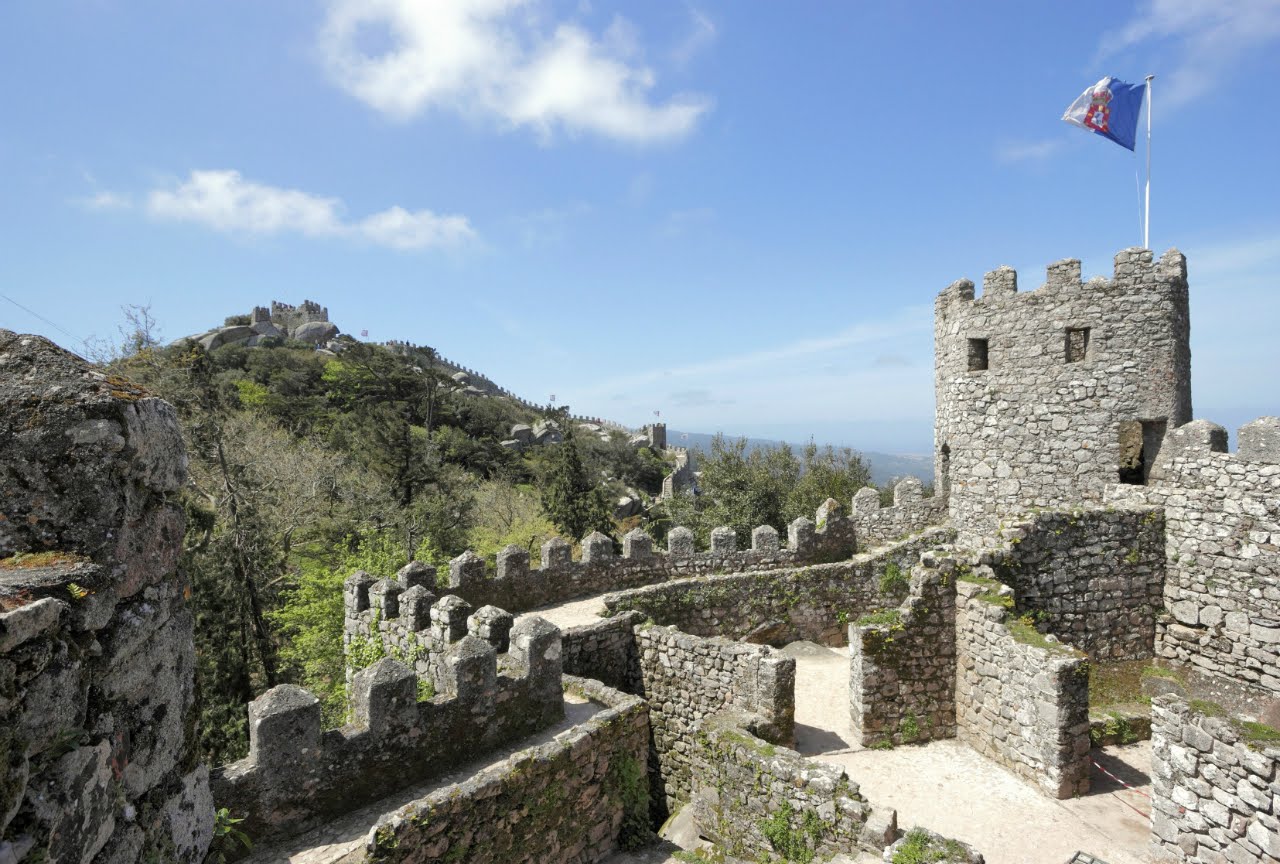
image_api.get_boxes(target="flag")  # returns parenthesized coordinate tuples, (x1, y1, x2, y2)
(360, 329, 368, 337)
(1062, 77, 1145, 151)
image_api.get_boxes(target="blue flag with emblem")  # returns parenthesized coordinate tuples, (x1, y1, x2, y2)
(1062, 76, 1146, 151)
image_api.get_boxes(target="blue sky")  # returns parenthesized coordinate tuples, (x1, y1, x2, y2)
(2, 0, 1277, 454)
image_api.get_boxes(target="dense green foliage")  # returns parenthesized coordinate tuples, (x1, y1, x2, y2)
(102, 319, 669, 762)
(657, 434, 872, 543)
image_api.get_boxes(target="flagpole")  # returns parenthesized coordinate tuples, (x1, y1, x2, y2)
(1144, 74, 1154, 250)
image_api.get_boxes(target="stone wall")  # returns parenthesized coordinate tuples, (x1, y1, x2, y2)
(991, 506, 1166, 660)
(601, 529, 954, 646)
(1107, 417, 1280, 695)
(357, 676, 651, 864)
(632, 624, 795, 818)
(690, 711, 897, 861)
(0, 331, 212, 864)
(848, 478, 948, 548)
(1149, 695, 1279, 863)
(935, 248, 1192, 541)
(210, 616, 565, 848)
(561, 611, 645, 693)
(955, 577, 1091, 798)
(849, 550, 957, 747)
(342, 481, 948, 632)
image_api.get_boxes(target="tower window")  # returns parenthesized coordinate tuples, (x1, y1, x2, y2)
(968, 338, 989, 371)
(1065, 327, 1090, 363)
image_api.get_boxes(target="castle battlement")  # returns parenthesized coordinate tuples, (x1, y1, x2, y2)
(935, 248, 1192, 541)
(935, 247, 1188, 309)
(214, 609, 563, 846)
(341, 483, 946, 647)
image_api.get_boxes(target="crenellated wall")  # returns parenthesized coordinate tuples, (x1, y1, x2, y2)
(955, 576, 1091, 799)
(211, 613, 565, 848)
(599, 529, 954, 645)
(989, 505, 1166, 660)
(0, 331, 212, 864)
(849, 550, 958, 747)
(350, 676, 651, 864)
(343, 484, 949, 648)
(1107, 417, 1280, 694)
(936, 248, 1192, 541)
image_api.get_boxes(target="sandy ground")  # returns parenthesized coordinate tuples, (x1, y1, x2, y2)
(788, 643, 1155, 864)
(516, 594, 611, 629)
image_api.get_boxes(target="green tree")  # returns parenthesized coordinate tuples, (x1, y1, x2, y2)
(539, 422, 613, 541)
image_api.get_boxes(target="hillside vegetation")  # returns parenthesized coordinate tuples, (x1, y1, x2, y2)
(98, 310, 888, 762)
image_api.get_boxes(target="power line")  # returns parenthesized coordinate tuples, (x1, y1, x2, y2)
(0, 291, 90, 349)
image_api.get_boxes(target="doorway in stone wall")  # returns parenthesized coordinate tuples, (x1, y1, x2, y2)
(1118, 419, 1167, 485)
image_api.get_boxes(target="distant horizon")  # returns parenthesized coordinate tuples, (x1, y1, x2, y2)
(2, 2, 1275, 452)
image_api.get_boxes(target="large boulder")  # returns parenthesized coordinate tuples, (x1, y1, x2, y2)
(289, 321, 339, 344)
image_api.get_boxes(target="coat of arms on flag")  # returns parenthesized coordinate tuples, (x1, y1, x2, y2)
(1062, 76, 1145, 151)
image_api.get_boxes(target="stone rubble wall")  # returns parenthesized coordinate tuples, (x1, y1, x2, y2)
(955, 579, 1091, 799)
(849, 550, 958, 747)
(690, 710, 897, 861)
(357, 676, 651, 864)
(0, 330, 212, 864)
(210, 616, 565, 849)
(935, 248, 1192, 542)
(991, 506, 1166, 660)
(600, 529, 954, 645)
(1149, 695, 1280, 863)
(558, 614, 796, 822)
(561, 611, 645, 693)
(401, 483, 944, 615)
(632, 624, 795, 818)
(1106, 417, 1280, 695)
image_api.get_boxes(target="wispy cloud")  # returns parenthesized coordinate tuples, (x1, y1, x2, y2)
(318, 0, 711, 144)
(146, 169, 475, 250)
(579, 305, 932, 397)
(671, 6, 717, 68)
(996, 139, 1064, 164)
(78, 190, 131, 211)
(659, 206, 714, 237)
(511, 201, 592, 249)
(1099, 0, 1280, 109)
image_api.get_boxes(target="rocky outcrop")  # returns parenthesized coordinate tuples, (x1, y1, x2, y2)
(0, 330, 212, 863)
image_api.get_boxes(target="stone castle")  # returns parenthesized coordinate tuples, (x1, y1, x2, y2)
(1, 247, 1276, 864)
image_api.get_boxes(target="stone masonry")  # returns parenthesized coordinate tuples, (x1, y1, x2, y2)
(1149, 695, 1279, 863)
(849, 550, 958, 747)
(936, 248, 1192, 542)
(1108, 417, 1280, 695)
(0, 330, 212, 864)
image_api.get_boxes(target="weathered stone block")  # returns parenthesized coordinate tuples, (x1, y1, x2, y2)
(622, 528, 653, 560)
(668, 526, 695, 557)
(710, 526, 736, 554)
(581, 531, 614, 564)
(351, 658, 417, 731)
(396, 560, 436, 590)
(495, 545, 529, 581)
(448, 551, 486, 590)
(430, 595, 472, 644)
(468, 605, 514, 653)
(541, 537, 571, 569)
(248, 684, 321, 772)
(1237, 416, 1280, 464)
(751, 525, 779, 552)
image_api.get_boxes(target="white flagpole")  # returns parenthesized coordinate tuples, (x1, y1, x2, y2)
(1144, 74, 1154, 250)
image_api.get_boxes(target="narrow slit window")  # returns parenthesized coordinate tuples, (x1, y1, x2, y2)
(1065, 327, 1090, 363)
(968, 338, 989, 371)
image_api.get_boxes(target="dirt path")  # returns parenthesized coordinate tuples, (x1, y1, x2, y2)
(788, 643, 1154, 864)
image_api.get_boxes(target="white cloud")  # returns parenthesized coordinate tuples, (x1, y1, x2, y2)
(78, 191, 131, 211)
(996, 139, 1063, 164)
(671, 6, 717, 68)
(1099, 0, 1280, 109)
(146, 169, 474, 250)
(318, 0, 710, 143)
